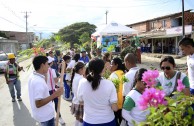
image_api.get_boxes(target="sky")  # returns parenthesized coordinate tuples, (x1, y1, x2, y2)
(0, 0, 194, 38)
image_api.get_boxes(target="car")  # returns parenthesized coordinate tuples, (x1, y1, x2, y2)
(0, 53, 15, 73)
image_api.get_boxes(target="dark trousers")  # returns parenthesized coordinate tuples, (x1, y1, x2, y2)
(114, 109, 122, 126)
(63, 74, 70, 99)
(49, 90, 61, 117)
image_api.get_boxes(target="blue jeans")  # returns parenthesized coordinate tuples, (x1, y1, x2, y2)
(8, 79, 21, 99)
(40, 118, 54, 126)
(83, 119, 116, 126)
(63, 74, 70, 99)
(190, 88, 194, 95)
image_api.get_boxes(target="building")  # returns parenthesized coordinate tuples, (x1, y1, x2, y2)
(127, 10, 194, 54)
(0, 31, 35, 50)
(0, 37, 18, 54)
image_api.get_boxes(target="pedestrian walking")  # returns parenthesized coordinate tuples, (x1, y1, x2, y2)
(28, 55, 63, 126)
(179, 37, 194, 95)
(123, 53, 139, 99)
(4, 53, 23, 102)
(70, 62, 85, 126)
(122, 68, 150, 126)
(46, 56, 65, 125)
(109, 57, 125, 126)
(77, 58, 118, 126)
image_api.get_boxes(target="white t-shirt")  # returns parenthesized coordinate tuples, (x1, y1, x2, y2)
(157, 71, 188, 96)
(109, 72, 118, 79)
(28, 72, 54, 122)
(47, 68, 57, 91)
(187, 54, 194, 89)
(122, 90, 150, 126)
(72, 73, 84, 104)
(123, 67, 139, 96)
(65, 60, 75, 81)
(77, 78, 117, 124)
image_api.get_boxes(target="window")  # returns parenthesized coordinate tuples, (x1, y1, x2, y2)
(162, 20, 166, 28)
(151, 22, 155, 29)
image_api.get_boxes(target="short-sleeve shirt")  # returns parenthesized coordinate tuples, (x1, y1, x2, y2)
(123, 67, 139, 96)
(47, 68, 57, 91)
(77, 78, 117, 124)
(157, 71, 190, 96)
(28, 72, 54, 122)
(187, 54, 194, 89)
(72, 73, 84, 104)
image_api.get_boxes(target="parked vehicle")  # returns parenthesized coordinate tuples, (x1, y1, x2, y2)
(0, 53, 15, 73)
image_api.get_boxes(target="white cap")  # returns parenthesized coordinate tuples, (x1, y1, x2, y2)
(47, 56, 55, 63)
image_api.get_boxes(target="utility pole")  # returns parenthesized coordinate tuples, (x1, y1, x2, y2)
(22, 11, 31, 48)
(105, 10, 108, 24)
(39, 32, 42, 40)
(182, 0, 185, 38)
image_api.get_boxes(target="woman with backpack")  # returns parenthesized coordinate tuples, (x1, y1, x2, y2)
(157, 56, 190, 96)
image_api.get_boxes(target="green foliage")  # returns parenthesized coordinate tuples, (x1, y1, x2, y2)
(111, 78, 120, 92)
(103, 70, 111, 79)
(58, 22, 96, 47)
(140, 92, 194, 126)
(121, 75, 129, 83)
(120, 45, 136, 60)
(79, 32, 91, 44)
(107, 45, 115, 52)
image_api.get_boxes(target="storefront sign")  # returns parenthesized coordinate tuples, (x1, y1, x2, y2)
(166, 25, 192, 35)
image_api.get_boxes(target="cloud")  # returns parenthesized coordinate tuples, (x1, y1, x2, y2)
(0, 0, 193, 35)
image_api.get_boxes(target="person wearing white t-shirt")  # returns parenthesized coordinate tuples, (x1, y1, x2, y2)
(179, 37, 194, 95)
(122, 68, 150, 126)
(70, 62, 85, 126)
(157, 56, 190, 96)
(28, 56, 63, 126)
(77, 58, 118, 126)
(123, 53, 139, 99)
(46, 56, 65, 125)
(66, 54, 82, 81)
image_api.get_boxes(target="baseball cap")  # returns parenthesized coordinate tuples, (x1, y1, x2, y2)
(47, 56, 54, 63)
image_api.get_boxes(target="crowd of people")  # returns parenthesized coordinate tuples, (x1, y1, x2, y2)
(4, 37, 194, 126)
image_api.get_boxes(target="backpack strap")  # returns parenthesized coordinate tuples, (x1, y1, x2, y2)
(170, 71, 181, 97)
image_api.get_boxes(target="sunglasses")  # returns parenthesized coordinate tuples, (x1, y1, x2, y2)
(161, 66, 171, 70)
(142, 81, 147, 86)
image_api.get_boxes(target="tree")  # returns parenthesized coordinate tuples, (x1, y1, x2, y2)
(58, 22, 96, 48)
(79, 32, 91, 45)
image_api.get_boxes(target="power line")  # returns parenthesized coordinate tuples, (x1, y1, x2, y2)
(0, 16, 25, 29)
(0, 1, 26, 23)
(65, 0, 176, 8)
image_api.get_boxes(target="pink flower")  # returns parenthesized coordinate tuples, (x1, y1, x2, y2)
(177, 79, 185, 92)
(142, 70, 159, 87)
(138, 88, 166, 110)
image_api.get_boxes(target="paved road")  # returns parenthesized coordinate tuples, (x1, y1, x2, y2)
(0, 58, 75, 126)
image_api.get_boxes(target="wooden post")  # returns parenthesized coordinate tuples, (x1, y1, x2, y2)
(55, 61, 65, 126)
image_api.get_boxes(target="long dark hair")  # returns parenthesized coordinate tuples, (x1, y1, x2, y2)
(86, 58, 104, 90)
(70, 62, 85, 87)
(112, 57, 125, 72)
(73, 54, 80, 62)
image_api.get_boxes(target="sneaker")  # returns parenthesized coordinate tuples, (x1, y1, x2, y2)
(12, 98, 16, 102)
(17, 97, 22, 101)
(59, 117, 65, 125)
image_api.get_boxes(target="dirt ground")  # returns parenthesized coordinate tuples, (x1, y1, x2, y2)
(139, 53, 187, 73)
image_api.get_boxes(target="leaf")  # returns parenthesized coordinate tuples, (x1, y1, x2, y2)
(121, 75, 129, 83)
(111, 78, 120, 92)
(164, 112, 173, 121)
